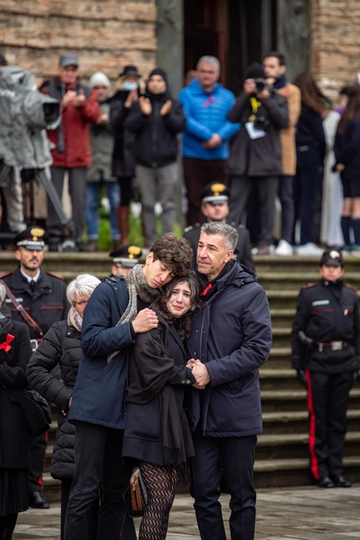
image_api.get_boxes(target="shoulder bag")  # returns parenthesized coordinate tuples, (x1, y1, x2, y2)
(7, 386, 51, 436)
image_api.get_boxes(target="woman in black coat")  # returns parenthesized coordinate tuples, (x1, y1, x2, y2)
(0, 282, 32, 539)
(122, 274, 200, 540)
(26, 274, 100, 540)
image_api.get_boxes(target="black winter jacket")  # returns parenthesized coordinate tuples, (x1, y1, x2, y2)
(109, 90, 136, 178)
(334, 118, 360, 179)
(291, 279, 360, 373)
(0, 318, 32, 469)
(226, 90, 289, 177)
(124, 89, 186, 168)
(186, 261, 272, 436)
(26, 320, 81, 480)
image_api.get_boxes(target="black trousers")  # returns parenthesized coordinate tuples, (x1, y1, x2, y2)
(306, 370, 354, 480)
(190, 430, 257, 540)
(64, 421, 135, 540)
(28, 433, 47, 493)
(229, 175, 278, 246)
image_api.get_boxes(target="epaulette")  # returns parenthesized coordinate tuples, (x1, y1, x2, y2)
(45, 271, 64, 280)
(229, 221, 245, 229)
(184, 226, 193, 233)
(301, 282, 317, 290)
(344, 283, 357, 292)
(0, 271, 12, 279)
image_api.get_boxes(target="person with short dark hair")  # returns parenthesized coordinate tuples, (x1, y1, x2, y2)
(227, 62, 289, 255)
(64, 233, 193, 540)
(291, 249, 360, 488)
(186, 222, 272, 539)
(41, 54, 99, 251)
(263, 51, 301, 255)
(184, 181, 254, 270)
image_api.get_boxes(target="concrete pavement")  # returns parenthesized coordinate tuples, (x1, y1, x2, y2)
(13, 484, 360, 539)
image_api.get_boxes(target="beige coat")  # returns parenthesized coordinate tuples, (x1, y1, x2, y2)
(278, 83, 301, 176)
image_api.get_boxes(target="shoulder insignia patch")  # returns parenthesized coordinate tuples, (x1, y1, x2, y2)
(184, 226, 193, 233)
(45, 271, 64, 280)
(344, 283, 357, 291)
(301, 282, 318, 290)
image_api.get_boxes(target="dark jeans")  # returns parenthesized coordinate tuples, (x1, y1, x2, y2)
(278, 175, 295, 244)
(183, 157, 227, 226)
(191, 430, 257, 540)
(64, 421, 135, 540)
(229, 175, 278, 246)
(48, 166, 86, 242)
(293, 146, 321, 245)
(306, 370, 354, 480)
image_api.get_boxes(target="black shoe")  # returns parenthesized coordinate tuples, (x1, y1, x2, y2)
(29, 491, 50, 509)
(316, 476, 334, 488)
(331, 474, 352, 488)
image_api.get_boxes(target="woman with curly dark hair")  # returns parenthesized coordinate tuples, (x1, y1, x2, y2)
(292, 72, 327, 254)
(334, 85, 360, 253)
(122, 273, 200, 540)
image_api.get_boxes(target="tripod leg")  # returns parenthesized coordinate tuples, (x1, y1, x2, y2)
(36, 169, 76, 238)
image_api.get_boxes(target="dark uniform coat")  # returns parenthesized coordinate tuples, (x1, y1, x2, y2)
(26, 320, 81, 480)
(0, 318, 32, 469)
(183, 223, 255, 271)
(291, 279, 360, 373)
(0, 267, 69, 341)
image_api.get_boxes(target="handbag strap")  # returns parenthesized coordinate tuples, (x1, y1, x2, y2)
(0, 279, 44, 338)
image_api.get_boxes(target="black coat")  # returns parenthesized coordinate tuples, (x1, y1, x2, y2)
(226, 90, 289, 177)
(291, 279, 360, 373)
(26, 320, 81, 480)
(109, 91, 137, 178)
(0, 318, 32, 469)
(334, 118, 360, 178)
(124, 90, 186, 168)
(122, 316, 195, 466)
(0, 267, 69, 341)
(183, 222, 255, 271)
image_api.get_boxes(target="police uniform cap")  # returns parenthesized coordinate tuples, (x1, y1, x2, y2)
(320, 249, 344, 267)
(109, 244, 142, 268)
(59, 53, 79, 67)
(201, 182, 230, 205)
(13, 226, 48, 251)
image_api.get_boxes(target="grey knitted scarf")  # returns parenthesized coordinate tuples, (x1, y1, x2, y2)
(107, 264, 159, 362)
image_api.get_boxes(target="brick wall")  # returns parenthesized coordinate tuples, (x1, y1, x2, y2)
(311, 0, 360, 101)
(0, 0, 157, 85)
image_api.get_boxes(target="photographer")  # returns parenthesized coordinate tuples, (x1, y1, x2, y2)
(227, 63, 289, 254)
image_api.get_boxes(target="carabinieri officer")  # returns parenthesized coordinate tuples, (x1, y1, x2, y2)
(291, 249, 360, 488)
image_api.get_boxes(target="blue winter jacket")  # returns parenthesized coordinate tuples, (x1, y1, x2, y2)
(68, 277, 135, 429)
(186, 261, 272, 437)
(178, 79, 240, 160)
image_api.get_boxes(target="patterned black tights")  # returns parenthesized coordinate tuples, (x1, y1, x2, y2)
(139, 461, 178, 540)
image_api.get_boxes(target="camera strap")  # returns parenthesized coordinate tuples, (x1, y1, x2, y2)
(0, 280, 44, 338)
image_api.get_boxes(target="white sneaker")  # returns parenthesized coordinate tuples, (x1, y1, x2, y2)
(275, 240, 293, 256)
(296, 243, 323, 256)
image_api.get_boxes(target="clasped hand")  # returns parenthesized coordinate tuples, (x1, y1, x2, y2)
(187, 359, 210, 389)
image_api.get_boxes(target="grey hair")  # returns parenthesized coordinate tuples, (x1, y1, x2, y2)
(200, 222, 238, 252)
(197, 56, 220, 73)
(0, 282, 6, 305)
(66, 273, 101, 305)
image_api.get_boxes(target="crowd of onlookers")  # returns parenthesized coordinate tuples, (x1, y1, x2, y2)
(0, 50, 359, 256)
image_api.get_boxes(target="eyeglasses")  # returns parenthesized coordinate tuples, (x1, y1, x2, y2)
(74, 300, 88, 307)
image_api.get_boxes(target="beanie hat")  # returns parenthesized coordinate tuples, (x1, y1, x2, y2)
(245, 62, 265, 80)
(148, 68, 168, 83)
(89, 71, 111, 89)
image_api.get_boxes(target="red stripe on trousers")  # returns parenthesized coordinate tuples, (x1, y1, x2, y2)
(305, 369, 320, 480)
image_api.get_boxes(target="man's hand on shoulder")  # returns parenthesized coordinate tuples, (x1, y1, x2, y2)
(132, 308, 158, 333)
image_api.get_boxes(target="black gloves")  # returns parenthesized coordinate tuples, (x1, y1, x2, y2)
(296, 369, 307, 388)
(352, 370, 359, 388)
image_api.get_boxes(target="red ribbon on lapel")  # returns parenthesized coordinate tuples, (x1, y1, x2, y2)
(201, 283, 213, 297)
(0, 333, 14, 353)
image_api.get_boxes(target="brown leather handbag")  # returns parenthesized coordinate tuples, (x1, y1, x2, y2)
(127, 469, 147, 518)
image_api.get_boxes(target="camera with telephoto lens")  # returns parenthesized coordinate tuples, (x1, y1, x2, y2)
(255, 78, 268, 93)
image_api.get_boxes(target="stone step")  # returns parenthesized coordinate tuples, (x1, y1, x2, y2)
(270, 328, 292, 348)
(261, 387, 360, 412)
(258, 272, 360, 291)
(262, 408, 360, 434)
(253, 455, 360, 488)
(260, 368, 302, 390)
(255, 432, 360, 460)
(270, 308, 296, 328)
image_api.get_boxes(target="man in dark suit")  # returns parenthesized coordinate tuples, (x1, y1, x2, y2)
(184, 182, 254, 270)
